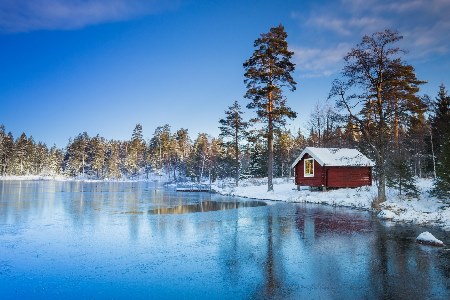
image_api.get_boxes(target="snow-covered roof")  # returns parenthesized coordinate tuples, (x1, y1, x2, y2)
(291, 147, 375, 168)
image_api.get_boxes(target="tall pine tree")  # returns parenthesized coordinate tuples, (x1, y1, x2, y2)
(243, 24, 297, 191)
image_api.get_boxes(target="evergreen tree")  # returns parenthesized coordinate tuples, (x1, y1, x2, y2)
(387, 156, 419, 197)
(274, 129, 295, 178)
(32, 141, 48, 175)
(12, 133, 29, 175)
(407, 110, 429, 178)
(0, 126, 14, 175)
(125, 124, 146, 177)
(91, 135, 106, 178)
(219, 100, 248, 186)
(64, 132, 90, 177)
(432, 133, 450, 199)
(208, 137, 227, 182)
(292, 129, 307, 158)
(132, 123, 143, 141)
(106, 141, 122, 179)
(186, 133, 210, 182)
(149, 124, 172, 175)
(244, 129, 268, 178)
(430, 85, 450, 159)
(170, 128, 191, 181)
(243, 24, 297, 191)
(46, 145, 63, 176)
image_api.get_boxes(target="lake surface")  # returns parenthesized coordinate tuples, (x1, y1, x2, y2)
(1, 180, 449, 299)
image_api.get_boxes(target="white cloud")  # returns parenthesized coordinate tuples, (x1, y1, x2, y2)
(292, 43, 351, 78)
(0, 0, 178, 33)
(306, 16, 352, 36)
(291, 0, 450, 76)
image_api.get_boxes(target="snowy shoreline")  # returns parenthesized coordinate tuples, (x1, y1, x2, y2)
(212, 177, 450, 232)
(2, 175, 449, 231)
(0, 174, 171, 183)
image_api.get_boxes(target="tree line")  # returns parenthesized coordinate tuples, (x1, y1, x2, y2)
(0, 122, 305, 182)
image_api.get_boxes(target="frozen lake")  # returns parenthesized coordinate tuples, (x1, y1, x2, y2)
(1, 180, 449, 299)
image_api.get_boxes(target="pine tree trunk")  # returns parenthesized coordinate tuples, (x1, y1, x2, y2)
(173, 165, 176, 182)
(200, 155, 205, 183)
(235, 126, 239, 187)
(268, 93, 274, 192)
(395, 97, 399, 148)
(430, 128, 437, 179)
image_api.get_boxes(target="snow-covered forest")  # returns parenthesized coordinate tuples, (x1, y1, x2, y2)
(0, 81, 448, 194)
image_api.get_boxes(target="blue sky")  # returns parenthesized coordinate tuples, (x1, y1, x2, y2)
(1, 0, 449, 148)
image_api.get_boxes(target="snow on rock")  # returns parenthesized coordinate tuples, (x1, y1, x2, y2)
(378, 210, 396, 220)
(416, 231, 445, 247)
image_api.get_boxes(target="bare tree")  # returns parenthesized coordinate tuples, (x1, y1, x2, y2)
(329, 29, 424, 207)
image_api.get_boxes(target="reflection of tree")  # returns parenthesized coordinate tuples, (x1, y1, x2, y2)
(369, 221, 389, 298)
(148, 200, 265, 215)
(63, 181, 99, 229)
(263, 215, 278, 297)
(126, 182, 141, 240)
(252, 211, 292, 299)
(217, 206, 241, 285)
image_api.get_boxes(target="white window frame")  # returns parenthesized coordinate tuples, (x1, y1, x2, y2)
(304, 158, 314, 177)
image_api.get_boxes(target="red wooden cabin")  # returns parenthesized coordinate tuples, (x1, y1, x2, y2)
(291, 147, 374, 189)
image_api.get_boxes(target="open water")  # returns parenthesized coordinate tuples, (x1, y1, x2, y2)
(0, 180, 449, 299)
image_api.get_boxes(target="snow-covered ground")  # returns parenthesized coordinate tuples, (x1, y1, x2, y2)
(213, 177, 450, 231)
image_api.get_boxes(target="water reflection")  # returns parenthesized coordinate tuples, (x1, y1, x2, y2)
(148, 200, 266, 215)
(0, 180, 449, 299)
(295, 206, 373, 237)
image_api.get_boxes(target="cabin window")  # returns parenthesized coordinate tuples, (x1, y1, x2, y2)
(304, 158, 314, 177)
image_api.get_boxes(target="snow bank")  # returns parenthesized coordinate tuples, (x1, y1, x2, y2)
(213, 177, 450, 231)
(213, 178, 375, 209)
(0, 175, 69, 181)
(416, 231, 445, 246)
(378, 210, 396, 220)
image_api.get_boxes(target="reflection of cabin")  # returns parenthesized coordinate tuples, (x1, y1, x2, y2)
(295, 207, 373, 237)
(291, 147, 374, 190)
